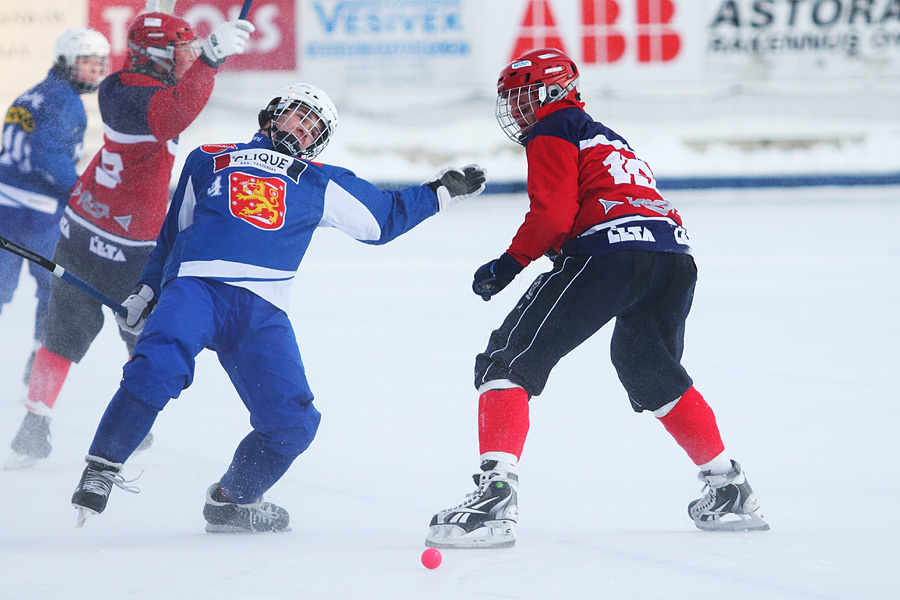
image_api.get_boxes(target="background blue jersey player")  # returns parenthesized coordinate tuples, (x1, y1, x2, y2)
(0, 27, 110, 398)
(70, 82, 487, 532)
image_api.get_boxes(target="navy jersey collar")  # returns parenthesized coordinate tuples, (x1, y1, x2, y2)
(250, 132, 276, 150)
(535, 96, 586, 121)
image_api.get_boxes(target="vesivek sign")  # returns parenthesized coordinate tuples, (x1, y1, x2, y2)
(313, 1, 464, 35)
(301, 0, 471, 85)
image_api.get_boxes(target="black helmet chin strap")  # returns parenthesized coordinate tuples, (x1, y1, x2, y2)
(258, 102, 291, 154)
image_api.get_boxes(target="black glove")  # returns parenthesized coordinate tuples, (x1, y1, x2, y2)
(424, 164, 487, 210)
(473, 253, 524, 301)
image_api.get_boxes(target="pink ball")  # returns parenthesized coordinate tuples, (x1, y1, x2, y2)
(421, 547, 442, 569)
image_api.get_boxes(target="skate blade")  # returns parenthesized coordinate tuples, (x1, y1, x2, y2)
(205, 523, 292, 534)
(3, 452, 39, 470)
(74, 506, 98, 528)
(694, 510, 770, 532)
(425, 520, 516, 549)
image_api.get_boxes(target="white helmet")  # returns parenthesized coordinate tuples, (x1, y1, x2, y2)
(53, 27, 111, 94)
(258, 83, 339, 160)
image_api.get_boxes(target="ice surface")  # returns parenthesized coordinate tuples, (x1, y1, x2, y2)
(1, 184, 898, 599)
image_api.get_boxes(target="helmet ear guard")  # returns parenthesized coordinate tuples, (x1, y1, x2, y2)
(258, 97, 280, 129)
(542, 83, 564, 104)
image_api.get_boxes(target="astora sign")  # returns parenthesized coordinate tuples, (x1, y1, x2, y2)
(87, 0, 296, 72)
(707, 0, 900, 58)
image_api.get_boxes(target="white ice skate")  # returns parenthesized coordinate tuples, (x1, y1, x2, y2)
(426, 461, 518, 549)
(688, 460, 769, 532)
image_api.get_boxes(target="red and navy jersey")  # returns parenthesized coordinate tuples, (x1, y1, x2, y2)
(508, 99, 689, 267)
(66, 59, 217, 242)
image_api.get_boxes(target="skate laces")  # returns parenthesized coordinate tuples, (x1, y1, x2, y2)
(691, 483, 718, 515)
(249, 502, 283, 526)
(440, 471, 508, 512)
(83, 464, 141, 496)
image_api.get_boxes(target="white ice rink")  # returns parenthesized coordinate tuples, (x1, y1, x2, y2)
(1, 183, 898, 599)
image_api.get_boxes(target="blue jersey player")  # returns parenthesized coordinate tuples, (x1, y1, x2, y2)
(70, 83, 487, 532)
(0, 27, 110, 399)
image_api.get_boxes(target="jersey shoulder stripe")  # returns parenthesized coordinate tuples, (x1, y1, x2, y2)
(530, 107, 634, 154)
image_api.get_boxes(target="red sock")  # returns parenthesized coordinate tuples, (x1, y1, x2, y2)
(478, 387, 530, 460)
(657, 386, 725, 466)
(26, 346, 72, 413)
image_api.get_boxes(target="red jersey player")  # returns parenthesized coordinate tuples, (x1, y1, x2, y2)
(6, 12, 254, 469)
(425, 48, 769, 549)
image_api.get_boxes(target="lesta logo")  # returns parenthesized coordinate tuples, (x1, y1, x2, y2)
(228, 173, 286, 231)
(511, 0, 681, 63)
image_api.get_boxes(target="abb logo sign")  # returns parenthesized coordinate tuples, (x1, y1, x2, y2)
(512, 0, 681, 64)
(87, 0, 296, 72)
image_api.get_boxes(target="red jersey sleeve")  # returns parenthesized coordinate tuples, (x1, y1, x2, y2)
(147, 59, 217, 141)
(506, 134, 581, 266)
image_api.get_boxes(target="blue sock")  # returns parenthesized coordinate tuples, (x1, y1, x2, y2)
(88, 386, 159, 464)
(219, 432, 297, 503)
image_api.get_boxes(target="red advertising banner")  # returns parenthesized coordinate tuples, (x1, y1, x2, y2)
(510, 0, 682, 65)
(87, 0, 296, 72)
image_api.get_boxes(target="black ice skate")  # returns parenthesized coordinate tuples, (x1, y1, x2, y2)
(5, 411, 52, 470)
(71, 455, 139, 527)
(203, 484, 291, 533)
(425, 461, 519, 549)
(688, 460, 769, 532)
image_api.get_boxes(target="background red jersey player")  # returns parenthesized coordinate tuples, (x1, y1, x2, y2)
(7, 10, 254, 469)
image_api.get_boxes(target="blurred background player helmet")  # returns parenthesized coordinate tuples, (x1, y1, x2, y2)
(258, 83, 339, 160)
(496, 48, 580, 145)
(52, 27, 111, 94)
(126, 12, 199, 85)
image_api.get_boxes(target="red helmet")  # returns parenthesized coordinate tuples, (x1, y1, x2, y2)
(126, 12, 199, 84)
(495, 48, 580, 145)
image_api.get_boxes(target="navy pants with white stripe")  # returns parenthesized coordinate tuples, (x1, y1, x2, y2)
(474, 250, 697, 413)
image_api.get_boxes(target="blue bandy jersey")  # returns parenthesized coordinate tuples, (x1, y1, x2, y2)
(0, 69, 86, 214)
(141, 134, 440, 311)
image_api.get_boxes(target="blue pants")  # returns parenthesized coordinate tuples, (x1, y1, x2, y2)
(0, 204, 62, 341)
(89, 277, 321, 502)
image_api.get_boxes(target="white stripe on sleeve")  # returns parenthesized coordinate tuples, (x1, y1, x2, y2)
(177, 176, 196, 231)
(103, 124, 158, 144)
(319, 180, 381, 241)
